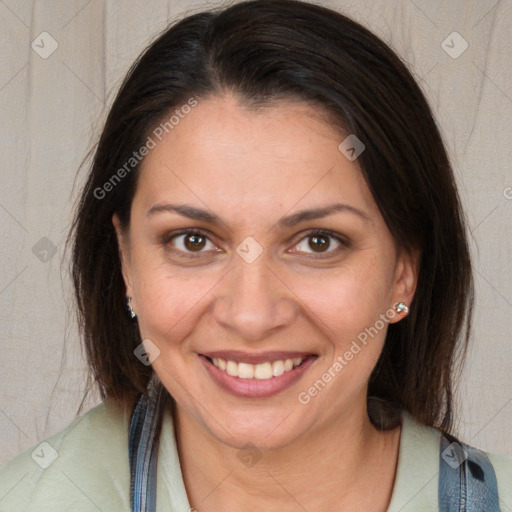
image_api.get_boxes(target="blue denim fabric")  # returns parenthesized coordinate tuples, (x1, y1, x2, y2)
(439, 432, 501, 511)
(129, 385, 163, 512)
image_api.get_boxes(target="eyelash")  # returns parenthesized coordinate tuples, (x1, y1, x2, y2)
(161, 228, 349, 258)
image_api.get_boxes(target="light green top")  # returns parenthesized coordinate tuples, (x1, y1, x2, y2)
(1, 399, 511, 511)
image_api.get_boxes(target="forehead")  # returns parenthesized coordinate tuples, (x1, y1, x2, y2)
(133, 94, 378, 223)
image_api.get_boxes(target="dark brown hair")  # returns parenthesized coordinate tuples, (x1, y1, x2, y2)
(68, 0, 473, 433)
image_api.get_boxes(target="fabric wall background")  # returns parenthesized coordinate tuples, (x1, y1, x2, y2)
(0, 0, 511, 465)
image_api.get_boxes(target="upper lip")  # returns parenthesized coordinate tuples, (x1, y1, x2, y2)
(200, 351, 317, 365)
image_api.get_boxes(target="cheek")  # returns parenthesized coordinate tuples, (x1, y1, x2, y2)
(290, 255, 394, 340)
(131, 256, 220, 344)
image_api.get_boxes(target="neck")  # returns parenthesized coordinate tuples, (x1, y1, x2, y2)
(174, 397, 401, 512)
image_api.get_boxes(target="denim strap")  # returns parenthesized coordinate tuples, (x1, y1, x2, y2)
(129, 384, 163, 512)
(439, 432, 501, 511)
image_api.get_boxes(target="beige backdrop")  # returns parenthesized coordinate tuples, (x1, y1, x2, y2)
(1, 0, 511, 465)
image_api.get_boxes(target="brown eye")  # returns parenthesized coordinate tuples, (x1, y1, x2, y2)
(166, 230, 218, 255)
(183, 233, 206, 251)
(293, 230, 346, 255)
(309, 234, 330, 252)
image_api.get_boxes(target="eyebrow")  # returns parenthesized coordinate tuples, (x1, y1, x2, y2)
(146, 202, 370, 228)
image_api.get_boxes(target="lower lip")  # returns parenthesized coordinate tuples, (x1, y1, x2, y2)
(199, 355, 317, 398)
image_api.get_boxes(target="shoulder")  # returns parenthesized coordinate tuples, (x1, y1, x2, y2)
(389, 411, 512, 511)
(484, 449, 512, 506)
(387, 411, 442, 511)
(0, 398, 134, 512)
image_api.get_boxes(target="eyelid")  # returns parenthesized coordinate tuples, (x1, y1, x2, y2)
(288, 228, 349, 255)
(161, 227, 213, 245)
(162, 228, 220, 258)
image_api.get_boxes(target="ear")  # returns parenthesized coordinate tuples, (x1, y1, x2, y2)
(112, 213, 134, 298)
(388, 247, 420, 324)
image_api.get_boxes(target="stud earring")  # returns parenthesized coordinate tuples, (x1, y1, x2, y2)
(395, 302, 409, 314)
(126, 296, 137, 320)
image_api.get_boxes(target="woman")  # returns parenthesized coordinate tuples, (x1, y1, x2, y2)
(1, 0, 511, 510)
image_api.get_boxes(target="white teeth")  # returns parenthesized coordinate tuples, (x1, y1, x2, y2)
(272, 360, 285, 377)
(210, 356, 306, 380)
(226, 360, 238, 377)
(254, 362, 273, 380)
(237, 362, 254, 379)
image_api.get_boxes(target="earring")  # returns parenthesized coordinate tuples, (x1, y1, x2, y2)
(126, 296, 137, 320)
(395, 302, 409, 314)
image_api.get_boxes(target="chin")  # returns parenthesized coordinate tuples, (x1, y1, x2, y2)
(198, 404, 311, 452)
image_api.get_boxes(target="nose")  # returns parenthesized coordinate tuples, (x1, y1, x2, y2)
(212, 254, 298, 342)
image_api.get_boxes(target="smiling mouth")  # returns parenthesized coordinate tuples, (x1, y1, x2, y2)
(203, 354, 316, 380)
(204, 355, 309, 380)
(199, 353, 318, 398)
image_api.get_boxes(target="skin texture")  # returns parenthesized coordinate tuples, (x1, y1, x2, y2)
(113, 94, 419, 511)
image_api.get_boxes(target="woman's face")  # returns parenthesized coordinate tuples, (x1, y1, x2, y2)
(114, 94, 417, 450)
